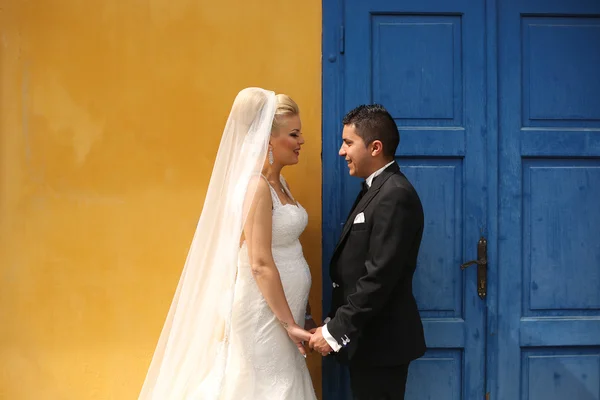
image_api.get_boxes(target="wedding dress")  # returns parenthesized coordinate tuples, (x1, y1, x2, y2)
(220, 175, 317, 400)
(138, 88, 316, 399)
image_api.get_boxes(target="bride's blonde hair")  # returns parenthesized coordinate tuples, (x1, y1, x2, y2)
(272, 94, 299, 130)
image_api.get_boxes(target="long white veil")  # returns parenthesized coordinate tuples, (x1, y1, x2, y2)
(139, 88, 277, 399)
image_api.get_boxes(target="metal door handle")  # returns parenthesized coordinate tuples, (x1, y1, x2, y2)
(460, 236, 487, 300)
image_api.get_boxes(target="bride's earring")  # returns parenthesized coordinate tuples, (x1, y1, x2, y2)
(268, 147, 274, 165)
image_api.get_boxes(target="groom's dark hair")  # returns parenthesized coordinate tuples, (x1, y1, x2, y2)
(342, 104, 399, 158)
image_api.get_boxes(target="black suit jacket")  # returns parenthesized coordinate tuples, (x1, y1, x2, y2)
(327, 162, 426, 366)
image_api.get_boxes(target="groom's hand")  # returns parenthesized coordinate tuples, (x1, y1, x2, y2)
(308, 327, 333, 356)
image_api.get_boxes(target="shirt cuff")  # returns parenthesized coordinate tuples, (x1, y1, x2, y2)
(322, 323, 342, 352)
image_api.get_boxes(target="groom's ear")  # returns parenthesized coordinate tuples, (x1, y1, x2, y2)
(370, 140, 384, 157)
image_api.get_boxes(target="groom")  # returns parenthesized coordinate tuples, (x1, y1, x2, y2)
(310, 105, 426, 400)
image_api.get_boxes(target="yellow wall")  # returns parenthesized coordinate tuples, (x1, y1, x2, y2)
(0, 1, 322, 399)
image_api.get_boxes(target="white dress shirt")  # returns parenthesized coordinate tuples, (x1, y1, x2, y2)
(322, 160, 396, 352)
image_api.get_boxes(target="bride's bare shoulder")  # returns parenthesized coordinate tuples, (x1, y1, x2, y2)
(246, 175, 272, 202)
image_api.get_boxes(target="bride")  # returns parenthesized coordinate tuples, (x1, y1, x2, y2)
(139, 87, 318, 400)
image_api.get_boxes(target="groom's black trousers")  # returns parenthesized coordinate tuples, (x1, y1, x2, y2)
(349, 363, 410, 400)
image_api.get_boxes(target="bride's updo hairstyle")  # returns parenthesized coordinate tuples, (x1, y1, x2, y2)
(272, 94, 300, 132)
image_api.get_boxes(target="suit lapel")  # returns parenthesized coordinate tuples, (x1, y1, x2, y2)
(331, 163, 400, 260)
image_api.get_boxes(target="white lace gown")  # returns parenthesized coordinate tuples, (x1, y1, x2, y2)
(220, 177, 317, 400)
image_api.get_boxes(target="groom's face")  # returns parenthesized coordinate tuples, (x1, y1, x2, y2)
(339, 124, 372, 178)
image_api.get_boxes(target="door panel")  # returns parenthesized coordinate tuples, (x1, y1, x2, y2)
(323, 1, 487, 398)
(497, 1, 600, 399)
(323, 0, 600, 399)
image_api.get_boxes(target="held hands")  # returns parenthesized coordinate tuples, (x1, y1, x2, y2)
(281, 320, 333, 358)
(308, 326, 333, 356)
(282, 322, 313, 358)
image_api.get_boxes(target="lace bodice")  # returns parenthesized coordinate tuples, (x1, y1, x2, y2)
(264, 175, 308, 260)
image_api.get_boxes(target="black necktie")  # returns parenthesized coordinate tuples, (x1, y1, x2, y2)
(347, 181, 369, 220)
(360, 181, 369, 198)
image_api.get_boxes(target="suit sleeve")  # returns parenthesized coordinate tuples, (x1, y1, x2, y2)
(326, 187, 421, 345)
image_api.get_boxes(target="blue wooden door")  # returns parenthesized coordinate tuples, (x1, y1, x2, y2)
(323, 0, 487, 398)
(322, 0, 600, 399)
(495, 0, 600, 399)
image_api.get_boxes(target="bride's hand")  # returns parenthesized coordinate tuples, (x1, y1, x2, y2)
(284, 323, 312, 357)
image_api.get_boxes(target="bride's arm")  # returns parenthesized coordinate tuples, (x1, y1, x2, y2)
(243, 178, 311, 354)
